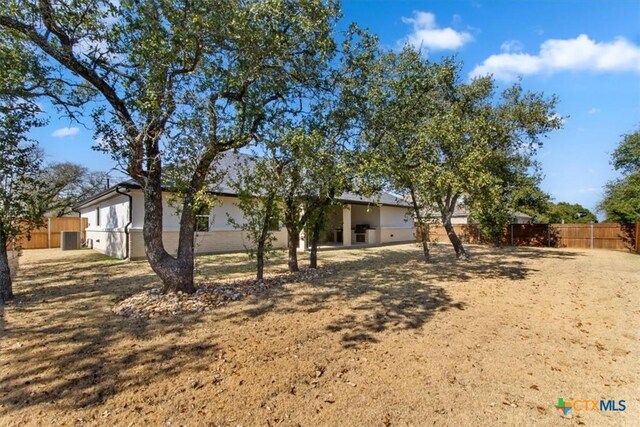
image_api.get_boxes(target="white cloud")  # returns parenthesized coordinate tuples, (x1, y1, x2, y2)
(400, 11, 473, 52)
(470, 34, 640, 81)
(588, 107, 600, 114)
(500, 40, 523, 53)
(51, 127, 79, 138)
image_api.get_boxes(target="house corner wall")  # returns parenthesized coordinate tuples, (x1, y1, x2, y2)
(342, 205, 352, 246)
(378, 205, 415, 243)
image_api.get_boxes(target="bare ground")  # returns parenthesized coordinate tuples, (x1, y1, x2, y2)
(0, 244, 638, 426)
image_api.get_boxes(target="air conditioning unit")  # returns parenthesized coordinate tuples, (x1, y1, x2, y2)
(60, 231, 81, 250)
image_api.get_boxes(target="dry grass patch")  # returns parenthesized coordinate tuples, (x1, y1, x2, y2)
(0, 244, 638, 426)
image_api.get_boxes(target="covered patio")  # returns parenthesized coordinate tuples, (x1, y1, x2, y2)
(300, 202, 414, 250)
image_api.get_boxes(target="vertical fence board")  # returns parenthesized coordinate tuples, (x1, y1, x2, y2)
(417, 222, 639, 253)
(16, 217, 88, 249)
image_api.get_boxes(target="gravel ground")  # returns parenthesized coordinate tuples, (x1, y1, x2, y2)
(0, 244, 638, 426)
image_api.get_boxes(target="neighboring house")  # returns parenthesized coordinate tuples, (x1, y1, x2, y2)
(449, 207, 533, 225)
(74, 154, 415, 259)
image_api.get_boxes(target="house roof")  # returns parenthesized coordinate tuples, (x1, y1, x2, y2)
(74, 151, 411, 209)
(338, 191, 410, 207)
(73, 179, 140, 210)
(450, 206, 533, 220)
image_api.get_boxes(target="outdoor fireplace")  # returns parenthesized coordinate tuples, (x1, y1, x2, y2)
(354, 224, 370, 243)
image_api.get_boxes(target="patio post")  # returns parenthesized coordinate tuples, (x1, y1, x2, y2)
(342, 204, 352, 247)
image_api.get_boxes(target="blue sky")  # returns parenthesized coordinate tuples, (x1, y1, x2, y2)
(32, 0, 640, 217)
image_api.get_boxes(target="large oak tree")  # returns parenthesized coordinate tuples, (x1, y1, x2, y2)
(1, 0, 339, 293)
(0, 99, 46, 302)
(355, 46, 561, 259)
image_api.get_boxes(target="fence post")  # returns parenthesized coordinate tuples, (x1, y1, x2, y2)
(590, 222, 594, 249)
(547, 224, 550, 247)
(47, 217, 51, 249)
(510, 223, 514, 246)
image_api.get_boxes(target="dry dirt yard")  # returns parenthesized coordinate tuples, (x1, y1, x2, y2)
(1, 244, 638, 426)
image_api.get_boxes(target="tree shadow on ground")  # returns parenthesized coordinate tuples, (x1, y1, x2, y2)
(215, 244, 580, 348)
(0, 244, 583, 414)
(0, 250, 216, 415)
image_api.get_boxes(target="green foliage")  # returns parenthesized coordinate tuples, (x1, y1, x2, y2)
(228, 155, 283, 280)
(611, 129, 640, 175)
(262, 28, 375, 270)
(0, 98, 46, 246)
(0, 104, 94, 241)
(228, 157, 282, 256)
(469, 198, 512, 246)
(1, 0, 341, 291)
(599, 174, 640, 223)
(354, 44, 561, 255)
(599, 128, 640, 223)
(548, 202, 598, 224)
(510, 181, 552, 223)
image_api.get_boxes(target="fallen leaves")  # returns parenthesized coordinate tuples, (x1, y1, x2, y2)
(113, 268, 335, 318)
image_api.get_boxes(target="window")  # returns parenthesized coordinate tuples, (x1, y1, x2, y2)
(268, 217, 280, 232)
(96, 207, 100, 226)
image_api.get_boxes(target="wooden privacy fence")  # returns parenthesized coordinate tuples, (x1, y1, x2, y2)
(17, 217, 88, 250)
(419, 223, 639, 253)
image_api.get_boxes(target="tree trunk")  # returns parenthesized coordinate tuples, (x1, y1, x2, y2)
(256, 191, 279, 282)
(0, 231, 14, 303)
(438, 191, 469, 260)
(284, 197, 300, 273)
(142, 180, 196, 294)
(286, 225, 300, 273)
(442, 215, 469, 259)
(417, 222, 430, 261)
(256, 242, 265, 282)
(309, 218, 321, 269)
(409, 186, 430, 262)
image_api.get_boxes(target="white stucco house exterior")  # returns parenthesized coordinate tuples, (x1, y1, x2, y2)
(74, 155, 415, 260)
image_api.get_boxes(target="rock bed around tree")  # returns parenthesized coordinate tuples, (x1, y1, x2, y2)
(112, 268, 335, 318)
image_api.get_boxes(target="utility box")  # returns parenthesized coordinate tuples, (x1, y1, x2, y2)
(60, 231, 81, 250)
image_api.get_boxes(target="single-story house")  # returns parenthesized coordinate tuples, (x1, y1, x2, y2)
(74, 154, 415, 260)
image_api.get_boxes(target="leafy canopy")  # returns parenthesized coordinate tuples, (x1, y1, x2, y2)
(599, 128, 640, 222)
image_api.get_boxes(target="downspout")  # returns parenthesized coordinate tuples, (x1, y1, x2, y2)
(115, 186, 133, 260)
(72, 207, 83, 247)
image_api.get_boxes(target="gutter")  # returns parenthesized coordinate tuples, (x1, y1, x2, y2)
(115, 186, 133, 260)
(73, 180, 139, 211)
(71, 207, 83, 248)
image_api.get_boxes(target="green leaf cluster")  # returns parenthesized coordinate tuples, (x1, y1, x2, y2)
(353, 44, 561, 254)
(599, 128, 640, 223)
(548, 202, 598, 224)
